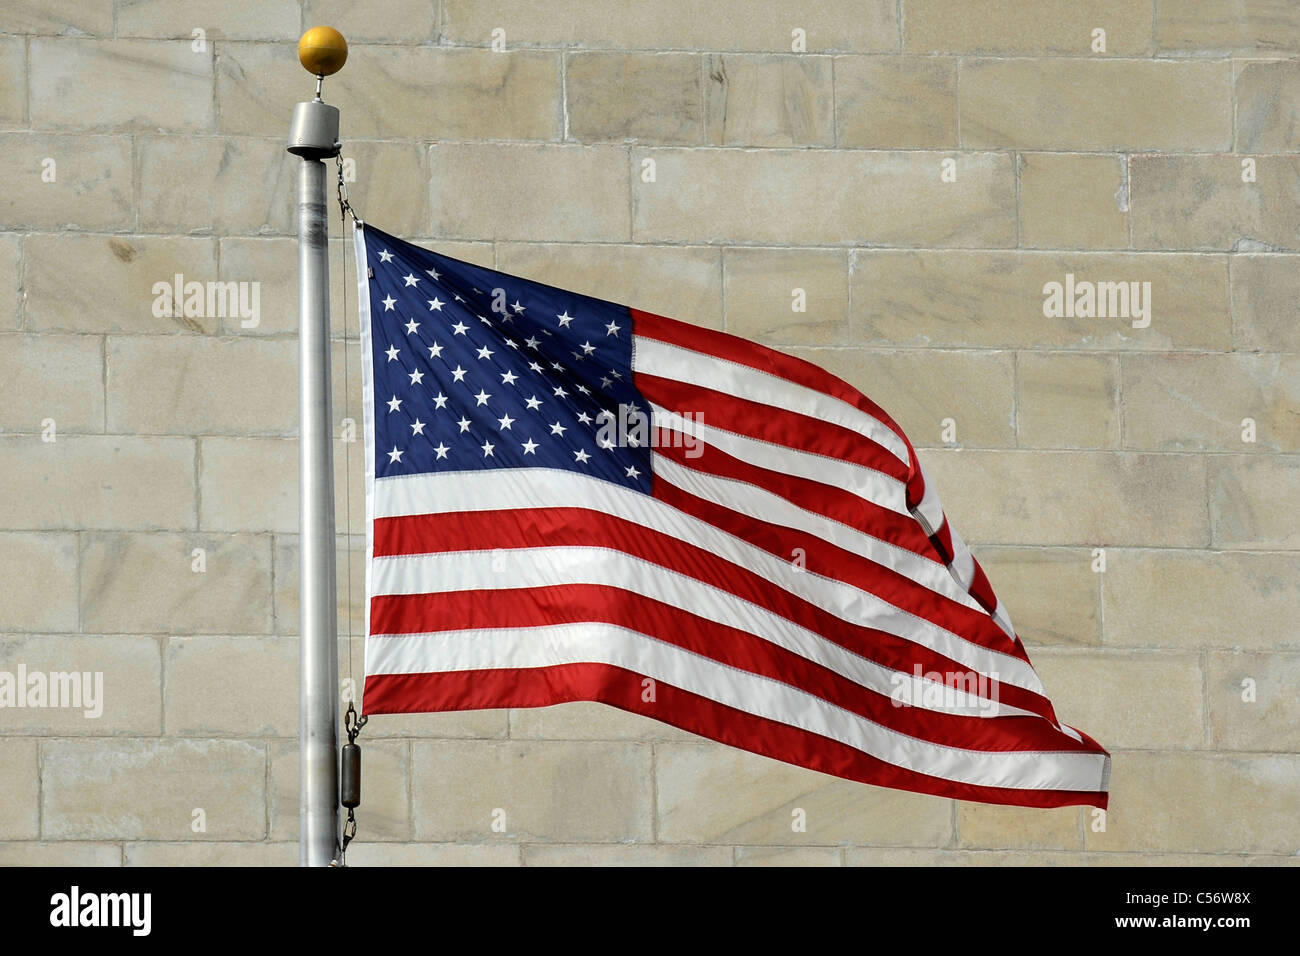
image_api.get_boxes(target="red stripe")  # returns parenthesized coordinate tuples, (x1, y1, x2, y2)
(369, 585, 1086, 753)
(651, 426, 936, 558)
(363, 665, 1107, 809)
(905, 445, 930, 512)
(633, 308, 913, 461)
(636, 372, 911, 484)
(650, 474, 1026, 661)
(968, 558, 1000, 621)
(373, 508, 1056, 721)
(930, 517, 956, 565)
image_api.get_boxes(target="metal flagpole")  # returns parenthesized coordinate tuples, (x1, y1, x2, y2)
(287, 26, 348, 867)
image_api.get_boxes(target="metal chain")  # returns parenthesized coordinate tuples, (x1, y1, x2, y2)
(336, 153, 358, 223)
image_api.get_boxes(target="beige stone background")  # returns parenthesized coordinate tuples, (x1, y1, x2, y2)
(1, 0, 1297, 867)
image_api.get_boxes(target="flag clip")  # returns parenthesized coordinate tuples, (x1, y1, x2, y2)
(336, 701, 368, 866)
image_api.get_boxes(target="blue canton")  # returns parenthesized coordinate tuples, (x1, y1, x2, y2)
(362, 225, 653, 493)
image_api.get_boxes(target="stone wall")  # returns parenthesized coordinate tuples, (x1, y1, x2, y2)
(1, 0, 1296, 866)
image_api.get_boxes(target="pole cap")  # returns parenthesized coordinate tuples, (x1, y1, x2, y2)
(298, 26, 348, 77)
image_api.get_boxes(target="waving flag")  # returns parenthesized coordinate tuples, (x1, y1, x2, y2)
(354, 222, 1110, 808)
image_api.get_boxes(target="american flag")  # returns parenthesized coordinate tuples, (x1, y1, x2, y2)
(354, 223, 1110, 809)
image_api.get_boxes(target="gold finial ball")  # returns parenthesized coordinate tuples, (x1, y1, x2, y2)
(298, 26, 348, 77)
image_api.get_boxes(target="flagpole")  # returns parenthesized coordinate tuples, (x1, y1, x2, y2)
(288, 27, 348, 867)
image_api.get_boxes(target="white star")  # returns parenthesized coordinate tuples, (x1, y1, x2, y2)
(521, 438, 538, 455)
(481, 440, 495, 457)
(450, 365, 467, 382)
(610, 369, 622, 380)
(428, 342, 444, 359)
(427, 298, 444, 312)
(551, 361, 564, 371)
(600, 376, 612, 389)
(598, 436, 614, 449)
(410, 419, 425, 436)
(524, 336, 540, 350)
(385, 345, 400, 362)
(403, 273, 419, 287)
(453, 293, 463, 303)
(497, 414, 515, 430)
(627, 434, 641, 447)
(451, 321, 468, 336)
(386, 396, 402, 412)
(576, 411, 593, 425)
(387, 446, 403, 463)
(404, 318, 420, 335)
(511, 300, 525, 314)
(378, 249, 394, 263)
(557, 311, 574, 328)
(581, 341, 596, 355)
(625, 466, 641, 479)
(408, 369, 424, 385)
(505, 339, 519, 350)
(501, 370, 519, 385)
(575, 384, 590, 395)
(524, 395, 542, 410)
(456, 417, 472, 433)
(549, 421, 566, 436)
(605, 320, 620, 337)
(476, 345, 494, 360)
(574, 449, 590, 463)
(433, 442, 449, 459)
(426, 267, 441, 280)
(432, 392, 448, 409)
(553, 386, 568, 398)
(381, 295, 396, 311)
(528, 361, 544, 373)
(473, 389, 491, 406)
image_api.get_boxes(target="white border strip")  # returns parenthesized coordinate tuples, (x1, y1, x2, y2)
(353, 223, 377, 707)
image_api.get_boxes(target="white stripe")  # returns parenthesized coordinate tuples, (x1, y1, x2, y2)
(635, 335, 911, 466)
(913, 459, 946, 537)
(651, 407, 1013, 640)
(374, 469, 1044, 694)
(650, 404, 909, 516)
(947, 521, 976, 591)
(652, 453, 983, 614)
(367, 622, 1107, 793)
(373, 545, 1040, 721)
